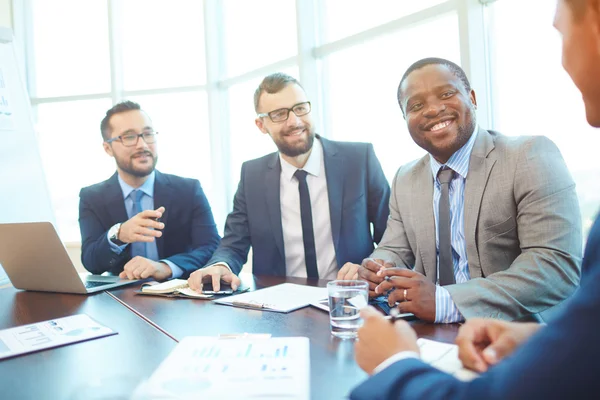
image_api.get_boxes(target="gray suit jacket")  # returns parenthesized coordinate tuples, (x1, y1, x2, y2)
(372, 129, 582, 320)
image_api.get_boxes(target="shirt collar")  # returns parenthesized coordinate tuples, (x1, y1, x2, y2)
(117, 170, 156, 200)
(429, 125, 479, 181)
(279, 137, 322, 181)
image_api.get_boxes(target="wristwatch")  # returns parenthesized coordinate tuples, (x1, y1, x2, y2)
(108, 223, 126, 246)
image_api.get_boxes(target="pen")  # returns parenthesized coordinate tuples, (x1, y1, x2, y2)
(231, 300, 271, 310)
(385, 307, 414, 323)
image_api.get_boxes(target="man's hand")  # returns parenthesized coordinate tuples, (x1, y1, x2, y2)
(337, 262, 360, 280)
(355, 306, 419, 375)
(456, 318, 542, 372)
(119, 257, 172, 281)
(118, 206, 165, 243)
(375, 268, 437, 322)
(358, 258, 395, 298)
(188, 264, 242, 293)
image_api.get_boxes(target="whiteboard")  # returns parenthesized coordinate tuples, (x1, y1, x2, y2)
(0, 26, 56, 284)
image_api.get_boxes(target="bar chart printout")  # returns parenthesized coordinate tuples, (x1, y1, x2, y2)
(138, 337, 310, 400)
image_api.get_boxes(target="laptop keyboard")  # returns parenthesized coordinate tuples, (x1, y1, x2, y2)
(84, 280, 110, 289)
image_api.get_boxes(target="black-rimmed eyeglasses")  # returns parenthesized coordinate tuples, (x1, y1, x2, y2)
(257, 101, 311, 123)
(105, 131, 159, 147)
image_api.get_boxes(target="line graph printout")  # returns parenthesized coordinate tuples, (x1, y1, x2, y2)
(138, 336, 310, 400)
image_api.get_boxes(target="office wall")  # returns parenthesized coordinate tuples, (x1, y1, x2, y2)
(0, 0, 12, 29)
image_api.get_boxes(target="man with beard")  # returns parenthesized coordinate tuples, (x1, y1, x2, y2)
(350, 1, 600, 398)
(338, 57, 582, 323)
(187, 73, 390, 292)
(79, 101, 220, 280)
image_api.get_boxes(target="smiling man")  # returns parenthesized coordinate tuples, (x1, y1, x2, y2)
(79, 101, 220, 280)
(339, 57, 582, 323)
(349, 1, 600, 397)
(187, 73, 390, 292)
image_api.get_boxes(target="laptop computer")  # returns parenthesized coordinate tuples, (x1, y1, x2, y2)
(0, 221, 139, 294)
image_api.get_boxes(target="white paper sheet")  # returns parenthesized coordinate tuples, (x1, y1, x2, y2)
(214, 283, 327, 313)
(135, 336, 310, 400)
(417, 338, 479, 381)
(0, 314, 116, 360)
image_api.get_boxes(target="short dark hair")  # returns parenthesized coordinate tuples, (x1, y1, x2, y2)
(397, 58, 472, 112)
(254, 73, 304, 113)
(100, 101, 141, 140)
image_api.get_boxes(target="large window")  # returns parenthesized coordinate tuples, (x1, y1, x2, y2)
(16, 0, 598, 247)
(325, 12, 461, 180)
(489, 0, 600, 234)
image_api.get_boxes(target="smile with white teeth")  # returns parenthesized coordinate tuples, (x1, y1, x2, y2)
(429, 120, 453, 132)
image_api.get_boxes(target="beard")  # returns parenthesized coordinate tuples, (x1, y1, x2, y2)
(116, 151, 157, 178)
(272, 125, 316, 158)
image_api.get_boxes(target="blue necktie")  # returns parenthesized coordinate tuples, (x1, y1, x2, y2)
(294, 169, 319, 279)
(130, 190, 147, 258)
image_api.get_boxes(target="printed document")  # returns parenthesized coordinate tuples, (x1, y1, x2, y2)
(214, 283, 327, 313)
(136, 336, 310, 400)
(0, 314, 116, 360)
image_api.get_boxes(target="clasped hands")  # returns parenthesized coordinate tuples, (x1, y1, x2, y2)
(338, 258, 437, 322)
(356, 307, 542, 375)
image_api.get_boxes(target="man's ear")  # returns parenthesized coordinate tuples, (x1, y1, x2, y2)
(103, 141, 114, 157)
(470, 89, 478, 109)
(255, 117, 268, 134)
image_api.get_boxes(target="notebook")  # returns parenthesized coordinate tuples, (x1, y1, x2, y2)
(0, 222, 139, 294)
(137, 279, 249, 299)
(214, 283, 327, 313)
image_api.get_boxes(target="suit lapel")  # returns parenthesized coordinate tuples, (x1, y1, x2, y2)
(463, 129, 496, 278)
(411, 158, 437, 282)
(321, 137, 343, 252)
(105, 173, 129, 226)
(153, 171, 170, 258)
(265, 154, 286, 271)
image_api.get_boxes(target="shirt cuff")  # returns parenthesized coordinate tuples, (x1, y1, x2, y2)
(435, 285, 465, 323)
(106, 230, 127, 254)
(160, 260, 183, 279)
(205, 262, 233, 274)
(373, 351, 420, 374)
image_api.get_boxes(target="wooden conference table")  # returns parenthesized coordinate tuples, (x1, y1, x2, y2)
(0, 275, 461, 400)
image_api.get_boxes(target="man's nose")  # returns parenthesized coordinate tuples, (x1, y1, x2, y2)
(286, 110, 301, 126)
(423, 102, 446, 118)
(135, 134, 150, 150)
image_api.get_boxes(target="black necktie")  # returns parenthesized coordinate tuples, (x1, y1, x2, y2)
(437, 168, 455, 286)
(294, 169, 319, 279)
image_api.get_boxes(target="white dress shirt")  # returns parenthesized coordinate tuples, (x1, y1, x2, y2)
(279, 138, 338, 279)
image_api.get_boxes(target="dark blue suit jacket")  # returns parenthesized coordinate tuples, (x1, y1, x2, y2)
(79, 171, 220, 277)
(204, 136, 391, 275)
(350, 212, 600, 400)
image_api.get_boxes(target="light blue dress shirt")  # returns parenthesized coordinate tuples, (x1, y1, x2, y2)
(107, 171, 183, 278)
(430, 127, 478, 323)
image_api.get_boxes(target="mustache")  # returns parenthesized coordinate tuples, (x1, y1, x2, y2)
(131, 151, 153, 159)
(282, 125, 307, 136)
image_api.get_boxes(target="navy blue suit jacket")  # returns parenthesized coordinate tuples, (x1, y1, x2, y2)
(204, 136, 391, 275)
(350, 212, 600, 399)
(79, 171, 220, 277)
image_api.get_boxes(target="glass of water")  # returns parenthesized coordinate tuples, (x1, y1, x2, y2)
(327, 280, 369, 339)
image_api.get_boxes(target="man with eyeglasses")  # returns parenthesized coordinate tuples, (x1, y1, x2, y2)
(187, 73, 390, 292)
(78, 101, 220, 280)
